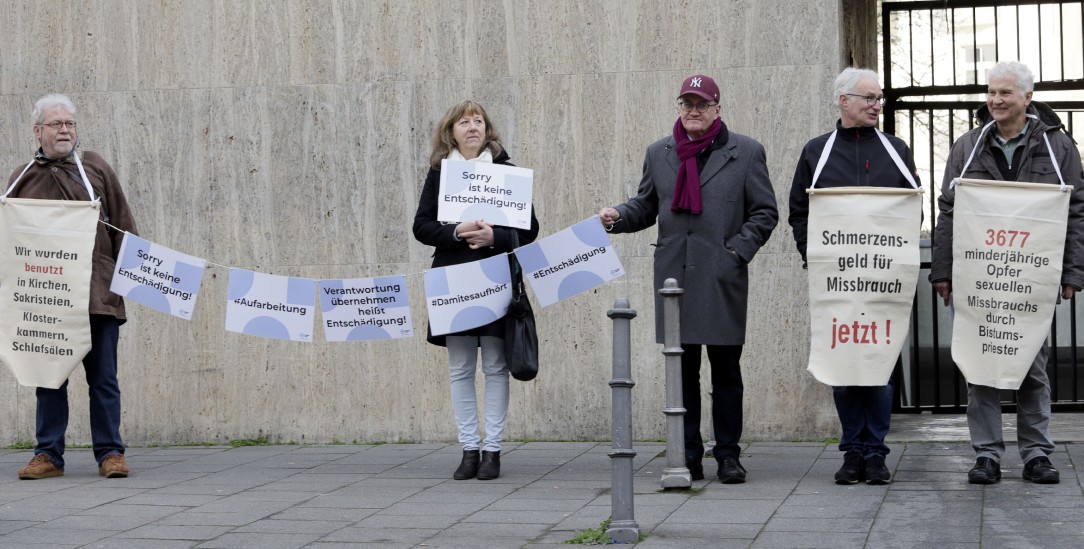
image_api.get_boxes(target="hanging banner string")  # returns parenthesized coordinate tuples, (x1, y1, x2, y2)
(95, 220, 526, 279)
(93, 213, 627, 343)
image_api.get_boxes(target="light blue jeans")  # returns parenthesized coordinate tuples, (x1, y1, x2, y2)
(446, 335, 509, 452)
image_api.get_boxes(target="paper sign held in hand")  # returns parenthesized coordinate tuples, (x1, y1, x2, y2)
(437, 159, 534, 229)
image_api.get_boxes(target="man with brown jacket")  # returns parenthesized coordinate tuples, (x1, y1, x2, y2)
(9, 93, 138, 480)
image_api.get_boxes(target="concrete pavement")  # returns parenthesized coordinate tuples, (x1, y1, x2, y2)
(1, 414, 1083, 548)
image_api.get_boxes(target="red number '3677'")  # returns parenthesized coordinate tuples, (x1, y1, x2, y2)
(984, 229, 1030, 247)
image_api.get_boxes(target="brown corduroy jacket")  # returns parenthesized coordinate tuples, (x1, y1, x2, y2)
(6, 150, 138, 321)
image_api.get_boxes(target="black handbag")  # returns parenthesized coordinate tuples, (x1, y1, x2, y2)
(505, 234, 539, 381)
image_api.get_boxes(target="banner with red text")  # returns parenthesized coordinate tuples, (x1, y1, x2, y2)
(806, 188, 922, 386)
(951, 179, 1069, 389)
(0, 199, 98, 388)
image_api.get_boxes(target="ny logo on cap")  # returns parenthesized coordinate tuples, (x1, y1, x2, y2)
(690, 77, 703, 87)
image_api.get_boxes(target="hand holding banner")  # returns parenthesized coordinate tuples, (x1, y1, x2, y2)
(437, 159, 534, 229)
(515, 216, 625, 308)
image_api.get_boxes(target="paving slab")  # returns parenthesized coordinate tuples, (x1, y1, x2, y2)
(319, 525, 441, 544)
(75, 540, 196, 549)
(231, 518, 355, 534)
(751, 531, 869, 548)
(0, 525, 114, 545)
(198, 532, 324, 549)
(1, 414, 1083, 547)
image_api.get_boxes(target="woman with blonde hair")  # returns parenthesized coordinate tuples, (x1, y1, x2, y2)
(413, 100, 539, 480)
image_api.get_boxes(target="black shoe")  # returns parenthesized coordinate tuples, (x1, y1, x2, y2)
(687, 460, 704, 481)
(453, 450, 480, 480)
(967, 457, 1001, 485)
(717, 456, 746, 484)
(1023, 456, 1060, 484)
(864, 455, 891, 485)
(834, 453, 865, 485)
(477, 450, 501, 480)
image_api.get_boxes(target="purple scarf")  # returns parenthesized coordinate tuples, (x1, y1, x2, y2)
(671, 117, 723, 214)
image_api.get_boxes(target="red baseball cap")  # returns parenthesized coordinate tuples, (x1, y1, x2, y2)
(678, 74, 719, 102)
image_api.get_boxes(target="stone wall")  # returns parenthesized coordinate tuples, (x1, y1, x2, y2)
(0, 0, 851, 446)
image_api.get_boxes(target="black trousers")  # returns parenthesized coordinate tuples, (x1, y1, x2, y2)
(681, 344, 743, 462)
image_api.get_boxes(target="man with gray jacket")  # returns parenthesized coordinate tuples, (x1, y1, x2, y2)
(930, 61, 1084, 485)
(599, 74, 778, 483)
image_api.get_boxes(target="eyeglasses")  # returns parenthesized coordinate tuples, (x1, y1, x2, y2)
(845, 94, 885, 106)
(677, 100, 718, 113)
(38, 121, 77, 130)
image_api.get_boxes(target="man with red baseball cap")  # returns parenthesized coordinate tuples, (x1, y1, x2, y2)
(600, 74, 778, 483)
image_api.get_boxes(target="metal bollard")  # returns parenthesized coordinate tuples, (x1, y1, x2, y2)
(659, 278, 690, 488)
(607, 298, 640, 543)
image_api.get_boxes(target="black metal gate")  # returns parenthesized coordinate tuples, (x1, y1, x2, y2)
(881, 0, 1084, 412)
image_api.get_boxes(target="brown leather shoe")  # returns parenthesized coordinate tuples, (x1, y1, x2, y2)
(98, 454, 129, 478)
(18, 454, 63, 480)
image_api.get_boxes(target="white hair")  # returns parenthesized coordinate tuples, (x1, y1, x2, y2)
(987, 61, 1035, 95)
(32, 93, 76, 125)
(833, 67, 880, 105)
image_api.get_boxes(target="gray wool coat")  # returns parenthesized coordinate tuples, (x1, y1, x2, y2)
(612, 129, 778, 345)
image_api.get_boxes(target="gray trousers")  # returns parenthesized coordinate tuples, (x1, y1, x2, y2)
(966, 341, 1055, 463)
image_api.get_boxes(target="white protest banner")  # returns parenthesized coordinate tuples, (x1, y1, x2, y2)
(0, 199, 97, 388)
(319, 275, 414, 341)
(226, 269, 316, 342)
(424, 254, 512, 336)
(951, 178, 1069, 389)
(437, 159, 533, 229)
(110, 233, 206, 320)
(516, 216, 625, 308)
(805, 188, 922, 386)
